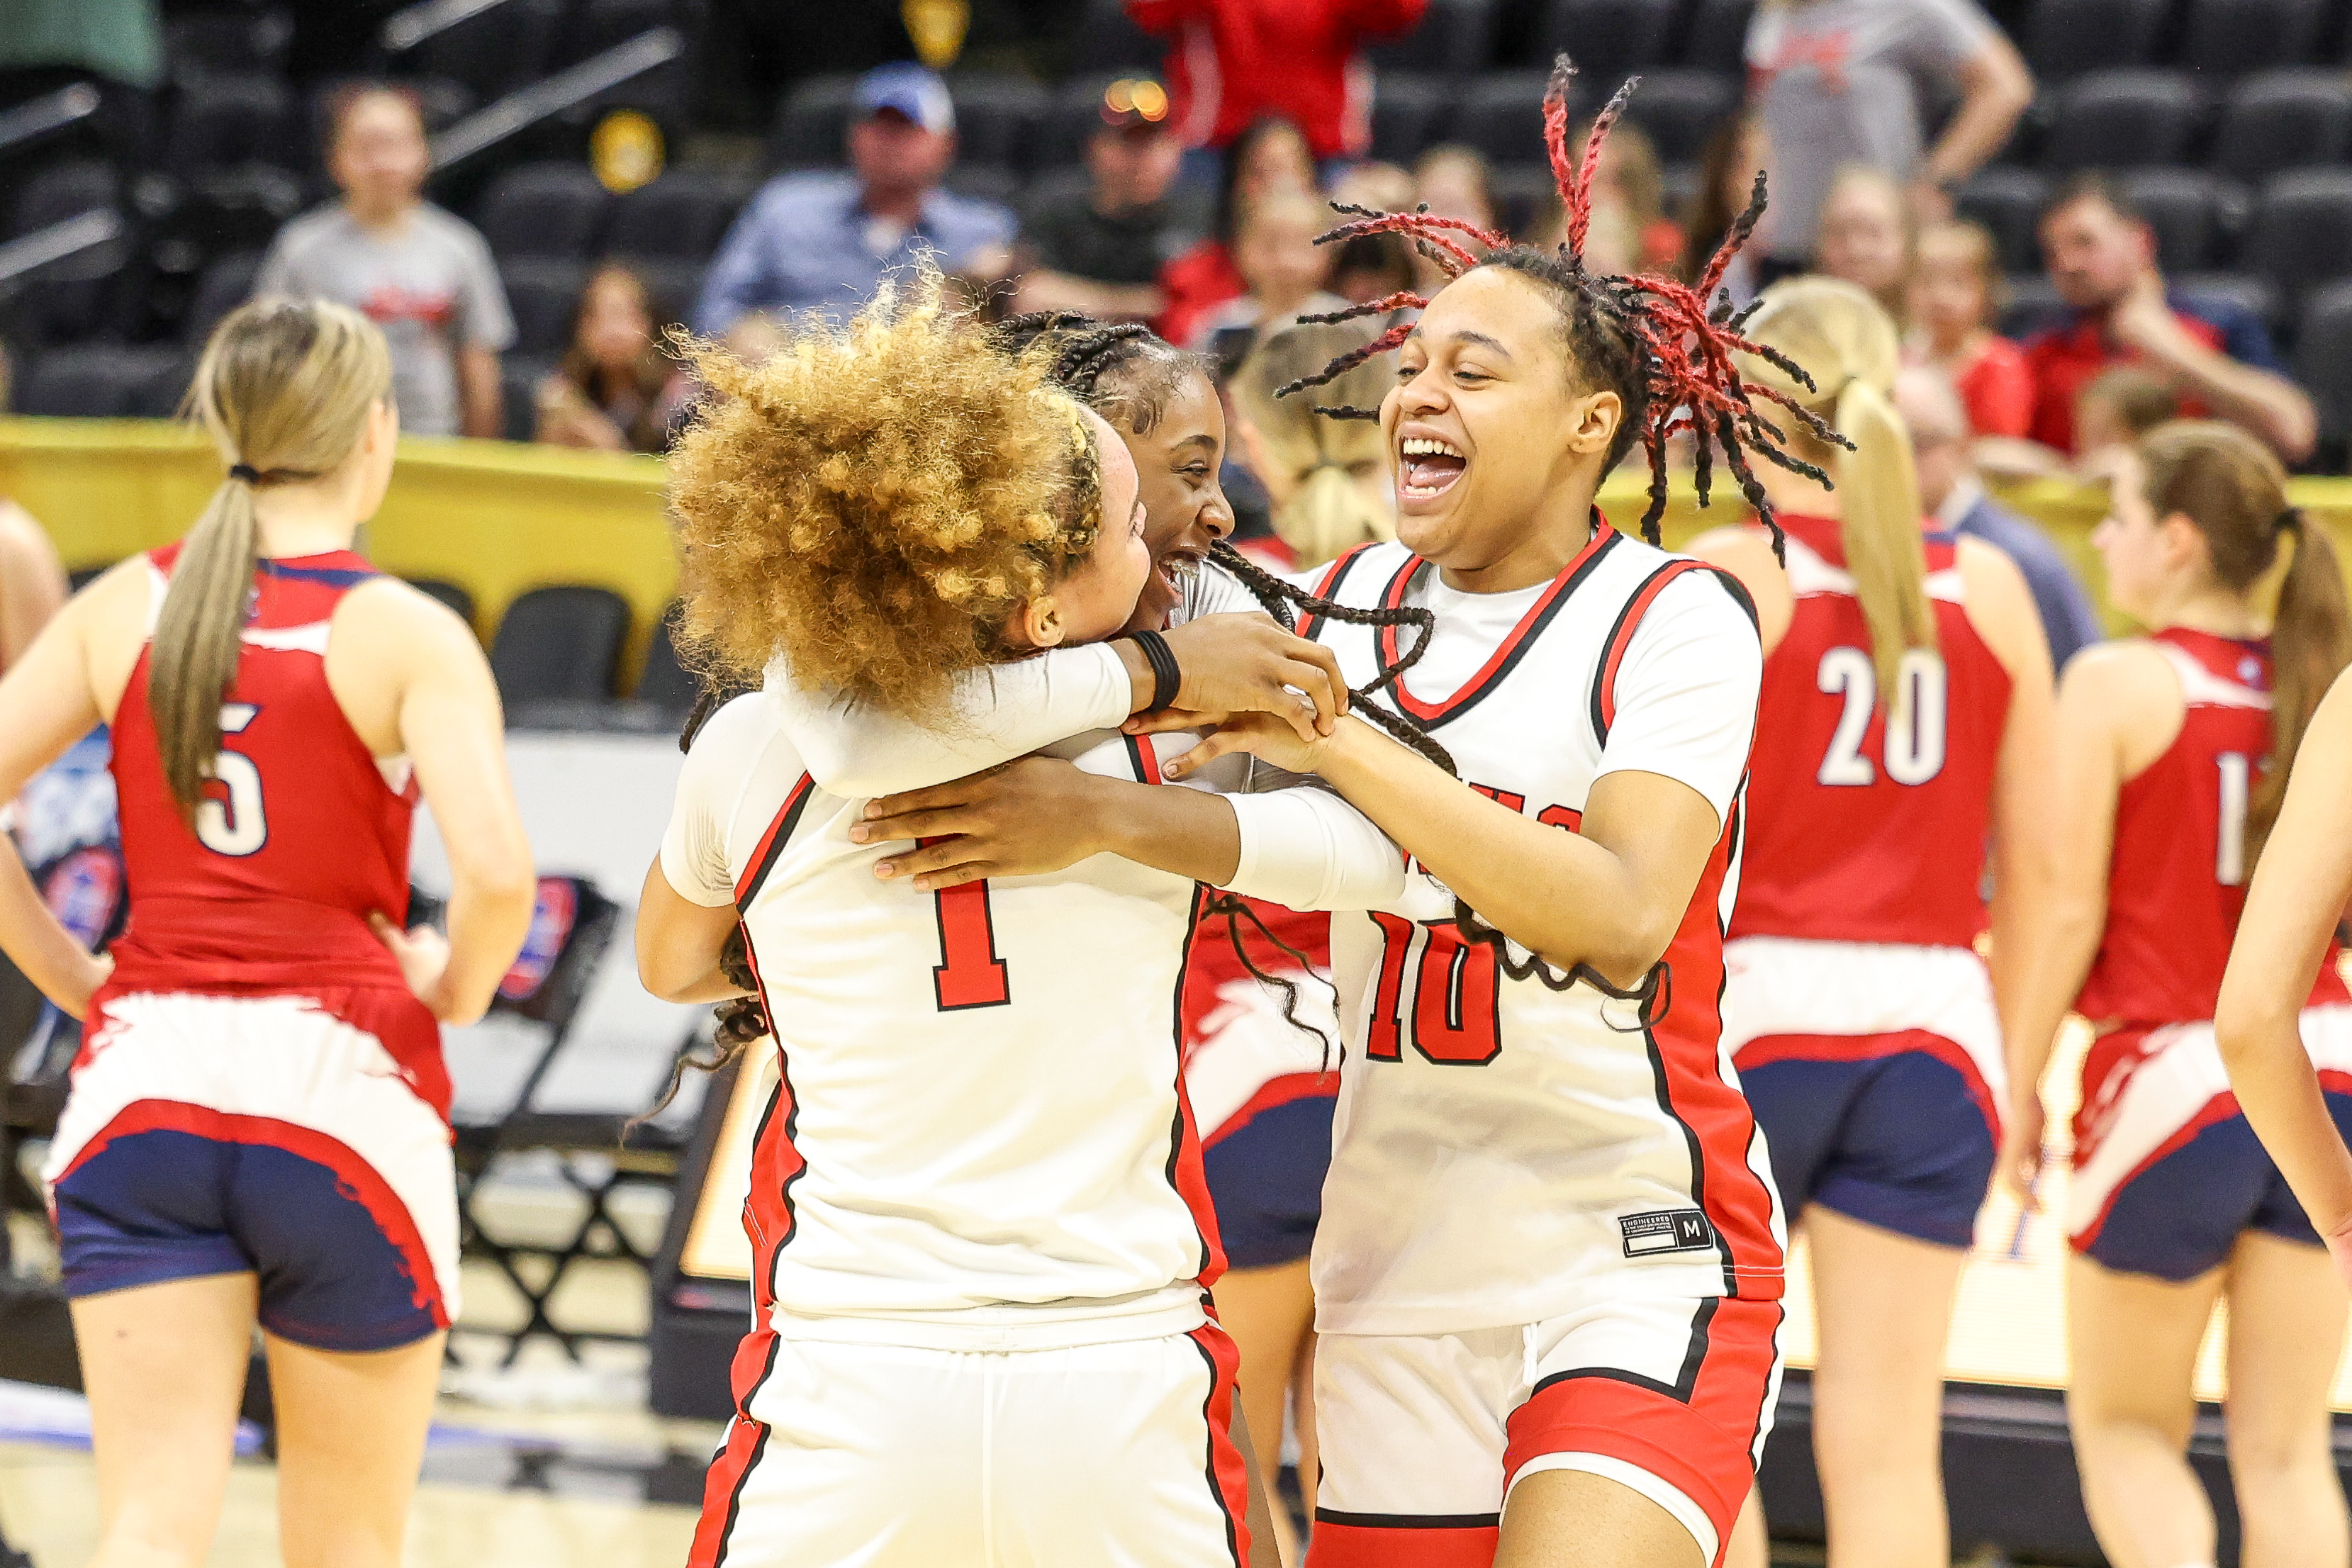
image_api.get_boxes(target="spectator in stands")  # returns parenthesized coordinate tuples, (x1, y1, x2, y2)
(1012, 77, 1190, 323)
(1896, 364, 2103, 671)
(1127, 0, 1426, 170)
(1906, 218, 2032, 439)
(694, 63, 1014, 336)
(1157, 115, 1317, 347)
(1327, 162, 1417, 305)
(1410, 145, 1499, 290)
(1186, 189, 1344, 350)
(2026, 173, 2315, 464)
(253, 84, 513, 439)
(1680, 111, 1771, 309)
(534, 264, 687, 455)
(1747, 0, 2032, 281)
(1812, 164, 1913, 322)
(2072, 364, 2178, 472)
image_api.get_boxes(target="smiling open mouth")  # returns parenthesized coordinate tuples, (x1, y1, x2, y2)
(1400, 436, 1467, 500)
(1157, 549, 1203, 590)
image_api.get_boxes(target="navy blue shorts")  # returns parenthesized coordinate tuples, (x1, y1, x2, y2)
(1740, 1038, 1997, 1250)
(2074, 1094, 2352, 1281)
(1203, 1091, 1335, 1272)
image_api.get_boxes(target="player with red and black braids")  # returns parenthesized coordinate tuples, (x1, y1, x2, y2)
(863, 57, 1829, 1568)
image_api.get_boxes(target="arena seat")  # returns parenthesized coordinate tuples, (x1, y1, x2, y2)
(1371, 73, 1453, 165)
(556, 0, 681, 66)
(1683, 0, 1757, 74)
(2171, 271, 2279, 333)
(2118, 167, 2243, 270)
(943, 165, 1021, 207)
(947, 74, 1050, 176)
(163, 8, 293, 84)
(166, 73, 301, 181)
(383, 0, 561, 104)
(2040, 70, 2207, 170)
(499, 354, 556, 442)
(500, 257, 592, 355)
(2291, 279, 2352, 457)
(181, 252, 264, 347)
(1365, 0, 1499, 77)
(623, 258, 703, 329)
(13, 347, 187, 418)
(2178, 0, 2326, 79)
(1999, 273, 2068, 337)
(2213, 70, 2352, 184)
(1620, 69, 1737, 165)
(768, 73, 858, 169)
(475, 162, 612, 262)
(9, 158, 115, 235)
(490, 586, 632, 705)
(1450, 71, 1563, 169)
(602, 168, 749, 264)
(1538, 0, 1681, 85)
(405, 578, 479, 629)
(634, 606, 700, 714)
(1072, 0, 1163, 73)
(2024, 0, 2168, 80)
(1956, 167, 2052, 274)
(2240, 168, 2352, 304)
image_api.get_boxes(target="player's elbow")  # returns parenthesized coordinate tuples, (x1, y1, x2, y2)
(2266, 395, 2318, 466)
(1572, 912, 1680, 995)
(2215, 972, 2301, 1070)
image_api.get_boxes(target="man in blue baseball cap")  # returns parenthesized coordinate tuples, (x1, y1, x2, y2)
(695, 62, 1014, 335)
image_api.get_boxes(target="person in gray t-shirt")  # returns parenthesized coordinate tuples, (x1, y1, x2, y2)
(1747, 0, 2032, 267)
(253, 86, 514, 439)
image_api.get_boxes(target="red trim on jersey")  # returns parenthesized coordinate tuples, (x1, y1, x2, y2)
(688, 1326, 782, 1568)
(1188, 1321, 1255, 1567)
(734, 935, 803, 1325)
(56, 1099, 446, 1325)
(1594, 561, 1754, 737)
(1376, 524, 1618, 726)
(1167, 887, 1231, 1287)
(1306, 1518, 1499, 1567)
(1501, 1295, 1781, 1564)
(1733, 1028, 2001, 1146)
(1294, 542, 1378, 642)
(1203, 1070, 1335, 1148)
(732, 773, 816, 909)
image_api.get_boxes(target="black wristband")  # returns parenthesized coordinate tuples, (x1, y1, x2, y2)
(1129, 629, 1181, 712)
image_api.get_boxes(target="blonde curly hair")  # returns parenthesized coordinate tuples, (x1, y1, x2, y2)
(668, 270, 1102, 719)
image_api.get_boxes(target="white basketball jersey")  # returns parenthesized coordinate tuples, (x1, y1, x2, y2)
(663, 693, 1243, 1348)
(1292, 525, 1788, 1336)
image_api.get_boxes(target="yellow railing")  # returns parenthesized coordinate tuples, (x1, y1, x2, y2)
(11, 417, 2352, 660)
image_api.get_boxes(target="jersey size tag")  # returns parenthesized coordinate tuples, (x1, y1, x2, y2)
(1618, 1209, 1717, 1258)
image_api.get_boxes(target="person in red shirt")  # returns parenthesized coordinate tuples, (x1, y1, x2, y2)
(2024, 174, 2314, 463)
(1128, 0, 1426, 161)
(1906, 218, 2033, 439)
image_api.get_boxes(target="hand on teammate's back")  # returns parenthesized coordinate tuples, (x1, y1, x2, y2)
(851, 757, 1113, 890)
(1151, 613, 1348, 742)
(368, 912, 457, 1020)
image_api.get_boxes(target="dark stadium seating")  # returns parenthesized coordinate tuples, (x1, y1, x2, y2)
(9, 159, 115, 235)
(1622, 70, 1739, 164)
(2041, 70, 2207, 171)
(181, 252, 265, 347)
(1538, 0, 1681, 85)
(1956, 167, 2052, 274)
(1365, 0, 1499, 77)
(1072, 0, 1162, 74)
(2291, 280, 2352, 453)
(625, 259, 706, 329)
(1372, 74, 1452, 166)
(2022, 0, 2168, 80)
(2178, 0, 2326, 79)
(2241, 169, 2352, 303)
(164, 8, 293, 84)
(602, 169, 750, 264)
(2173, 271, 2278, 328)
(2213, 70, 2352, 184)
(944, 74, 1051, 176)
(490, 586, 631, 705)
(1450, 71, 1561, 168)
(405, 578, 479, 629)
(500, 355, 556, 442)
(634, 607, 700, 713)
(501, 257, 594, 354)
(1998, 274, 2068, 337)
(1683, 0, 1757, 74)
(769, 74, 859, 169)
(167, 74, 301, 180)
(383, 0, 561, 104)
(475, 163, 613, 262)
(14, 347, 186, 418)
(559, 0, 683, 66)
(2117, 167, 2243, 270)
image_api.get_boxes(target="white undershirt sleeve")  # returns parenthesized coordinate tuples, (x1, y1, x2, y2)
(767, 644, 1133, 799)
(1219, 783, 1409, 912)
(1592, 572, 1764, 828)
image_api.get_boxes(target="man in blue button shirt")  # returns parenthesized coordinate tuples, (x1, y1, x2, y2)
(695, 63, 1015, 335)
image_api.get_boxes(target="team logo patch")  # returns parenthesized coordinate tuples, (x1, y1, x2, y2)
(1619, 1209, 1717, 1258)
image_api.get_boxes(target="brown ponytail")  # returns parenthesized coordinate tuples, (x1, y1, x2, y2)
(159, 299, 391, 821)
(2138, 420, 2352, 863)
(1739, 276, 1937, 705)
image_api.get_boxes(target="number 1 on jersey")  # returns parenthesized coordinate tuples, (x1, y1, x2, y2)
(925, 839, 1009, 1010)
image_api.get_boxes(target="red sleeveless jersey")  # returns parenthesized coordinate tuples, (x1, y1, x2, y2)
(103, 546, 442, 1102)
(2074, 628, 2349, 1027)
(1731, 513, 2012, 948)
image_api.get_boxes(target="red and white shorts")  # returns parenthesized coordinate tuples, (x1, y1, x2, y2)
(691, 1320, 1253, 1567)
(1307, 1292, 1782, 1568)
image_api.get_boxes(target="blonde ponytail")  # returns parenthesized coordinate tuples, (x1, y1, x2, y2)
(157, 299, 391, 821)
(1233, 320, 1398, 568)
(1740, 276, 1936, 705)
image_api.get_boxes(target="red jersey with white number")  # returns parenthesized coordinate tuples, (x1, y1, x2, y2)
(2075, 629, 2349, 1028)
(101, 546, 442, 1112)
(1294, 525, 1785, 1335)
(1732, 513, 2013, 948)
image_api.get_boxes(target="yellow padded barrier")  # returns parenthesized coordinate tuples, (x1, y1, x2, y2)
(10, 417, 2352, 667)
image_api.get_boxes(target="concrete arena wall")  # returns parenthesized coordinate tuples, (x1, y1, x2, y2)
(11, 416, 2352, 654)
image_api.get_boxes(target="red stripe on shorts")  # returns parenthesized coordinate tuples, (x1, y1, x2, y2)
(688, 1326, 781, 1568)
(1188, 1321, 1255, 1567)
